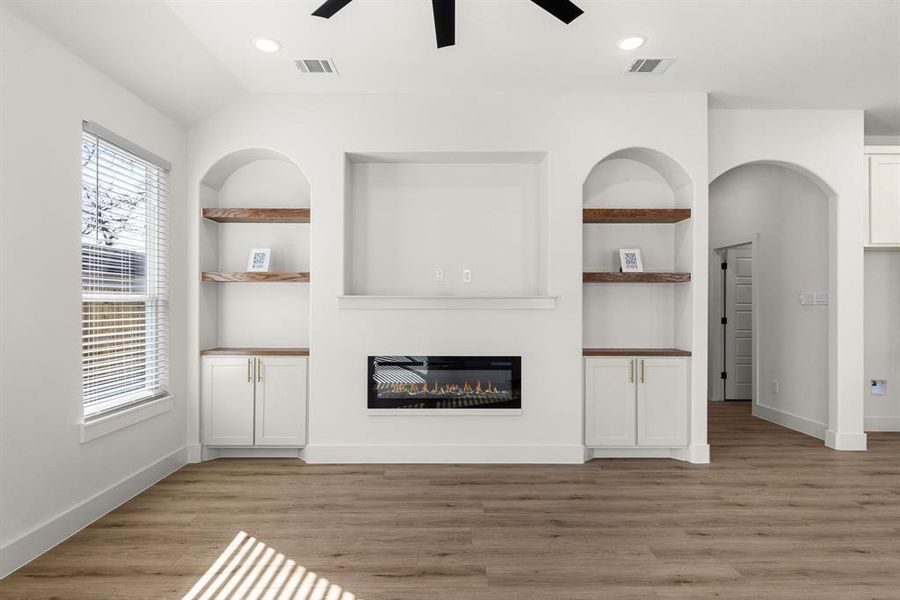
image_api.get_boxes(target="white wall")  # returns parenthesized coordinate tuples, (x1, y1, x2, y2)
(709, 109, 867, 450)
(0, 8, 187, 575)
(186, 93, 710, 464)
(709, 164, 830, 433)
(349, 160, 546, 297)
(864, 251, 900, 430)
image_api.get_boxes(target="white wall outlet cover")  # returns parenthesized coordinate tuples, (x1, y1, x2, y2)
(773, 380, 780, 394)
(463, 268, 472, 283)
(871, 379, 887, 396)
(815, 292, 829, 305)
(435, 268, 444, 282)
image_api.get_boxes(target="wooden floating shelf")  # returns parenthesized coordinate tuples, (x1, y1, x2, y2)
(201, 347, 310, 356)
(201, 272, 310, 283)
(583, 208, 691, 224)
(583, 272, 691, 283)
(584, 348, 692, 357)
(202, 208, 310, 223)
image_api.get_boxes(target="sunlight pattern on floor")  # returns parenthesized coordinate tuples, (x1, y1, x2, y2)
(182, 531, 358, 600)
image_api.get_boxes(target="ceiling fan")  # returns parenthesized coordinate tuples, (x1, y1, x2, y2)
(312, 0, 584, 49)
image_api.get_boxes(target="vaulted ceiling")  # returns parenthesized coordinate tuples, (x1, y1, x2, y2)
(8, 0, 900, 134)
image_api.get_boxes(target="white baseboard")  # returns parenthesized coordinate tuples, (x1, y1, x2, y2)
(303, 444, 585, 464)
(0, 446, 186, 579)
(825, 430, 868, 451)
(202, 447, 304, 460)
(587, 445, 708, 464)
(754, 403, 827, 440)
(865, 416, 900, 432)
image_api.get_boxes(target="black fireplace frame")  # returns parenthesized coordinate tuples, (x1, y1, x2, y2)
(367, 355, 522, 410)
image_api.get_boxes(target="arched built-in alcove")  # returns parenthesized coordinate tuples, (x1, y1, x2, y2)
(198, 149, 311, 352)
(709, 161, 834, 440)
(582, 147, 694, 352)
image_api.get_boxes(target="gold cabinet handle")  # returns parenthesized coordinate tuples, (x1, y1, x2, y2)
(629, 359, 634, 383)
(640, 359, 645, 384)
(247, 358, 252, 382)
(257, 357, 262, 382)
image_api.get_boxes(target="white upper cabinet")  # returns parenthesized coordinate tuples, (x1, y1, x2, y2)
(866, 148, 900, 246)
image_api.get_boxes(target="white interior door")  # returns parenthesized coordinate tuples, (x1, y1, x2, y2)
(725, 245, 753, 400)
(254, 356, 307, 446)
(202, 356, 255, 446)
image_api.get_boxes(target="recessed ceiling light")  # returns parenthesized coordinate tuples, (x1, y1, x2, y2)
(618, 36, 646, 51)
(254, 38, 281, 53)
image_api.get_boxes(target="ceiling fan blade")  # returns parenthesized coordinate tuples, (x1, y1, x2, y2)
(312, 0, 354, 18)
(529, 0, 584, 24)
(432, 0, 456, 48)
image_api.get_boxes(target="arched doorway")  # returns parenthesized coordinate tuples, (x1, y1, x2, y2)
(709, 161, 835, 441)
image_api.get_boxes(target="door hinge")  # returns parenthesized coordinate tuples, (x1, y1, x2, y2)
(720, 371, 728, 380)
(721, 261, 728, 270)
(721, 317, 727, 325)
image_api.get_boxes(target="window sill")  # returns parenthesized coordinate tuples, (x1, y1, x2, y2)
(81, 395, 173, 443)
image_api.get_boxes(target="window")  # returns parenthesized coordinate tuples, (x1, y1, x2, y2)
(81, 122, 170, 418)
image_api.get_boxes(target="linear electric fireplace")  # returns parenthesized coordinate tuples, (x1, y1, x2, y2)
(368, 356, 521, 410)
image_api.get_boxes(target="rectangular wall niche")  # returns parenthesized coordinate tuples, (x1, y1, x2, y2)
(368, 356, 522, 410)
(345, 152, 549, 297)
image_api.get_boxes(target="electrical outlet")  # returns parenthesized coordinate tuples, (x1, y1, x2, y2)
(435, 268, 444, 282)
(773, 380, 780, 394)
(871, 379, 887, 396)
(463, 268, 472, 283)
(815, 292, 828, 305)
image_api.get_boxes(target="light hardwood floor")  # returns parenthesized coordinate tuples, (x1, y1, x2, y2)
(2, 402, 898, 599)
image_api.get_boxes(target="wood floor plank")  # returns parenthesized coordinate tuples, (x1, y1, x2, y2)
(1, 401, 898, 599)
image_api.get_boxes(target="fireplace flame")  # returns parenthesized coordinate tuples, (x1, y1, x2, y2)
(387, 380, 506, 396)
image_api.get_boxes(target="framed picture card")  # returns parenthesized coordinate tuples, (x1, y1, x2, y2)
(619, 248, 643, 273)
(247, 248, 271, 272)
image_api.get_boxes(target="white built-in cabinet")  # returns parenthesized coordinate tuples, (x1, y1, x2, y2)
(585, 357, 688, 448)
(202, 355, 307, 447)
(866, 147, 900, 247)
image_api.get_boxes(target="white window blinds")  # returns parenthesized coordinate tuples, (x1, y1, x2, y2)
(81, 123, 170, 418)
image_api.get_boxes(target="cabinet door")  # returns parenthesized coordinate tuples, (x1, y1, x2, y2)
(637, 358, 688, 447)
(254, 356, 307, 446)
(584, 358, 636, 447)
(869, 154, 900, 244)
(202, 356, 255, 446)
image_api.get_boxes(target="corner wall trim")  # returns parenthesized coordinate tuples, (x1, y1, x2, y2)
(0, 446, 186, 579)
(303, 444, 585, 464)
(754, 403, 827, 440)
(825, 430, 868, 451)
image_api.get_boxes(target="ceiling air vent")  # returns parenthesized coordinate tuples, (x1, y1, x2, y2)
(625, 57, 676, 74)
(295, 58, 338, 74)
